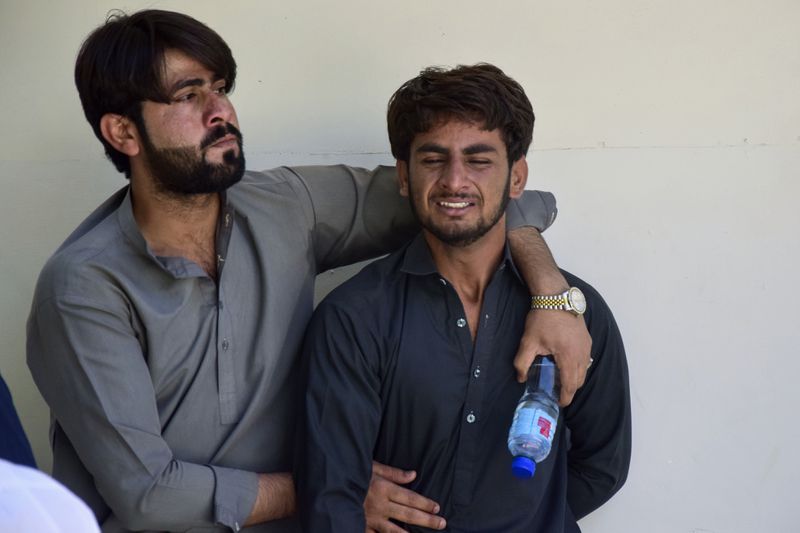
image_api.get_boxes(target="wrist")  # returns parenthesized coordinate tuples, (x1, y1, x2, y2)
(528, 272, 568, 295)
(531, 287, 587, 316)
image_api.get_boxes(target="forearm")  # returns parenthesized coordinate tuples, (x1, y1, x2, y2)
(244, 473, 296, 526)
(507, 227, 568, 294)
(27, 296, 259, 530)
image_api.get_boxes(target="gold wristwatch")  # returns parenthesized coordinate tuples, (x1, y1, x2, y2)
(530, 287, 587, 316)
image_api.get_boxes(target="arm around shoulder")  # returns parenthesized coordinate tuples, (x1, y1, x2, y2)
(287, 165, 418, 270)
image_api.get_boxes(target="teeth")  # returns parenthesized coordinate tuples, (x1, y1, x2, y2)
(439, 201, 470, 208)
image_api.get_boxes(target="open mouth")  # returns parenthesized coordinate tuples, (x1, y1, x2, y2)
(438, 200, 473, 208)
(435, 197, 477, 211)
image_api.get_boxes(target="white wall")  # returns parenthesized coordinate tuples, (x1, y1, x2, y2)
(1, 1, 798, 531)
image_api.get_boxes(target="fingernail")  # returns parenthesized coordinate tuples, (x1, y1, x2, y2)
(433, 504, 440, 513)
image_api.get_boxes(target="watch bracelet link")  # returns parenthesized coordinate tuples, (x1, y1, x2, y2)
(530, 294, 568, 309)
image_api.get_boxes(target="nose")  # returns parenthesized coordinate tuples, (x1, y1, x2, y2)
(203, 91, 236, 127)
(439, 159, 469, 192)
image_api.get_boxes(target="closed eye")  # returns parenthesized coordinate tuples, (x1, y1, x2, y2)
(174, 92, 197, 103)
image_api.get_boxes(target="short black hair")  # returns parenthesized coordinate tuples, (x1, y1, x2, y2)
(74, 9, 237, 177)
(387, 63, 534, 164)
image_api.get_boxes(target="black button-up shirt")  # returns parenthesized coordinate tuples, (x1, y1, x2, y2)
(298, 234, 631, 532)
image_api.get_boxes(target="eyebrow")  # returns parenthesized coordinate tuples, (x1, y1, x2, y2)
(415, 143, 498, 155)
(463, 143, 498, 155)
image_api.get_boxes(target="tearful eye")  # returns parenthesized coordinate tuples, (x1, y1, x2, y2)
(174, 92, 196, 103)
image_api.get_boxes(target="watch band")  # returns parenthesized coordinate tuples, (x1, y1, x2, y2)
(530, 294, 569, 310)
(530, 287, 587, 316)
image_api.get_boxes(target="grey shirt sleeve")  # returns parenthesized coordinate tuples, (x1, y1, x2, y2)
(27, 291, 257, 531)
(285, 165, 556, 272)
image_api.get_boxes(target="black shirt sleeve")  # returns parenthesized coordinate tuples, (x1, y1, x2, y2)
(295, 298, 383, 532)
(562, 272, 632, 520)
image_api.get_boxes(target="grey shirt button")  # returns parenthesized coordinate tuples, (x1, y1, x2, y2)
(473, 366, 481, 378)
(456, 318, 467, 328)
(466, 412, 476, 424)
(439, 278, 447, 286)
(221, 338, 230, 351)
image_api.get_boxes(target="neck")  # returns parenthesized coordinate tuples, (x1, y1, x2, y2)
(130, 174, 221, 277)
(425, 219, 507, 339)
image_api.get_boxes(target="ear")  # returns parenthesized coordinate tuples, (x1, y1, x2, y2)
(508, 156, 528, 198)
(397, 160, 410, 197)
(99, 113, 141, 157)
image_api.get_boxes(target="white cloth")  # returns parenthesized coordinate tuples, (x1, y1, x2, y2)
(0, 459, 99, 533)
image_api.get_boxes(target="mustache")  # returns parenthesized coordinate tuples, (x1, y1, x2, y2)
(200, 123, 243, 150)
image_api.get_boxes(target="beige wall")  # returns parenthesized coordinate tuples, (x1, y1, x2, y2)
(1, 1, 798, 531)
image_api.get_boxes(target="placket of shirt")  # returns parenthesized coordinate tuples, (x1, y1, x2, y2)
(215, 205, 237, 424)
(450, 264, 505, 507)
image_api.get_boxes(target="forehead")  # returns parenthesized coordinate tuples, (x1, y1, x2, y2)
(161, 49, 217, 87)
(411, 119, 506, 153)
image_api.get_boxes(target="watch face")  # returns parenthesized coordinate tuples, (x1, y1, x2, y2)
(568, 287, 587, 314)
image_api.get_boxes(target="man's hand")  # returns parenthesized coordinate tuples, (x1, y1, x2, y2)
(507, 227, 593, 406)
(365, 462, 446, 532)
(514, 310, 592, 406)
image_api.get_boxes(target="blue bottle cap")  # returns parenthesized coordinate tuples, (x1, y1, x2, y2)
(512, 456, 536, 478)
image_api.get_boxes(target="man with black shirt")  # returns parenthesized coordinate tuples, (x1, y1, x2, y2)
(298, 64, 631, 532)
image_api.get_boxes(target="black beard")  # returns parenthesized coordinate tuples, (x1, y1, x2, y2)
(140, 123, 246, 196)
(408, 170, 511, 248)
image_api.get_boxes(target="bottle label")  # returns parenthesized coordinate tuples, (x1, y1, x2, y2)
(515, 408, 557, 441)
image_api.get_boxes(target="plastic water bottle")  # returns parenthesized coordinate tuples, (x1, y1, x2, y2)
(507, 355, 560, 478)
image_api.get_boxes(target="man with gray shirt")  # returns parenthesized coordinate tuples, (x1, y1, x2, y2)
(26, 10, 591, 532)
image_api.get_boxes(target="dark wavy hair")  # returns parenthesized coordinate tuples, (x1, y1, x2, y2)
(387, 63, 534, 164)
(74, 9, 237, 177)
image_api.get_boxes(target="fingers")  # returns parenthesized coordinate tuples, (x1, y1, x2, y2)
(558, 363, 581, 407)
(366, 467, 445, 532)
(513, 313, 540, 382)
(386, 484, 440, 514)
(518, 310, 592, 406)
(372, 461, 416, 484)
(513, 345, 537, 383)
(383, 501, 446, 530)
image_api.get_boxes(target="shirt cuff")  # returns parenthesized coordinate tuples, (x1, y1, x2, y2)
(211, 465, 259, 531)
(507, 190, 557, 231)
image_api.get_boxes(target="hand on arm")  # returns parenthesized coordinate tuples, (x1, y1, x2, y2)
(244, 473, 296, 526)
(364, 462, 445, 532)
(507, 227, 592, 406)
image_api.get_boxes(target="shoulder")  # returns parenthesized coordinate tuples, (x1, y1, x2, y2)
(229, 165, 364, 201)
(308, 248, 409, 348)
(226, 168, 321, 228)
(32, 204, 136, 312)
(562, 271, 614, 322)
(561, 270, 625, 356)
(316, 248, 408, 317)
